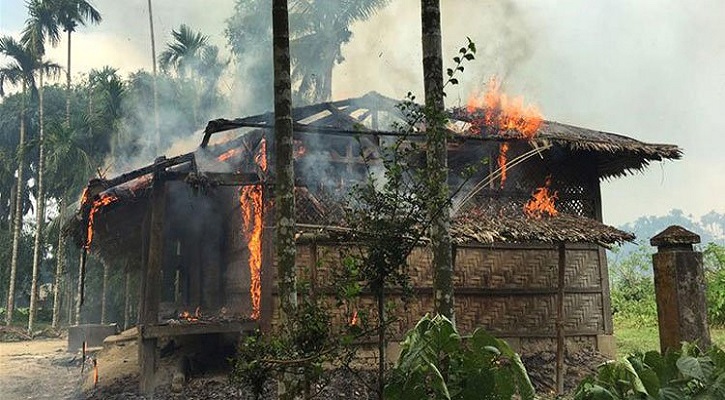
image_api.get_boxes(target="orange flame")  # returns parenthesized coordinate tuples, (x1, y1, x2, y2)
(241, 139, 267, 320)
(217, 148, 241, 162)
(179, 306, 201, 322)
(466, 77, 543, 139)
(80, 187, 90, 206)
(86, 194, 119, 249)
(467, 77, 543, 188)
(92, 358, 98, 387)
(523, 176, 558, 218)
(497, 142, 510, 188)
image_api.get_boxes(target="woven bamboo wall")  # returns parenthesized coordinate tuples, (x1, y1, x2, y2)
(266, 241, 613, 355)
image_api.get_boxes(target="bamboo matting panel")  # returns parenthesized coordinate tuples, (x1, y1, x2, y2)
(454, 247, 557, 289)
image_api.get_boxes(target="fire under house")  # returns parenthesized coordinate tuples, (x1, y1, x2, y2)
(68, 91, 681, 392)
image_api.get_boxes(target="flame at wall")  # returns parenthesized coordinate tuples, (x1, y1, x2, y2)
(240, 138, 267, 320)
(523, 176, 558, 218)
(86, 194, 119, 250)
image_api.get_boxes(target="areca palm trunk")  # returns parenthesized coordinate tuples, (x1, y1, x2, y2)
(29, 71, 47, 334)
(65, 30, 71, 127)
(421, 0, 454, 321)
(273, 2, 298, 397)
(273, 0, 296, 320)
(147, 0, 160, 150)
(6, 82, 28, 326)
(52, 197, 66, 329)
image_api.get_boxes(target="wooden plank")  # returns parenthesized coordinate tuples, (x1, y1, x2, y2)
(287, 286, 603, 296)
(599, 246, 614, 334)
(556, 243, 567, 395)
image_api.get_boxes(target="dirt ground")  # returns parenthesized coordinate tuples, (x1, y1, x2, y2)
(0, 339, 85, 400)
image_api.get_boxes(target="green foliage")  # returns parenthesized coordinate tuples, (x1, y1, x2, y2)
(385, 314, 535, 400)
(230, 297, 356, 400)
(574, 343, 725, 400)
(705, 243, 725, 326)
(608, 244, 658, 328)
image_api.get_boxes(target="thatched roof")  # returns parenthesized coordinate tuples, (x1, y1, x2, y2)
(203, 92, 681, 180)
(451, 206, 634, 247)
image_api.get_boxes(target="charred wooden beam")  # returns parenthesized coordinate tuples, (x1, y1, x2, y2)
(163, 171, 262, 187)
(141, 320, 257, 339)
(139, 157, 168, 394)
(102, 152, 195, 189)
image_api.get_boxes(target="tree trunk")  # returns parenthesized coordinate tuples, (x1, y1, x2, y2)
(6, 82, 27, 326)
(273, 0, 297, 320)
(29, 72, 47, 335)
(147, 0, 160, 151)
(52, 198, 67, 329)
(65, 30, 72, 128)
(377, 286, 386, 399)
(421, 0, 454, 321)
(273, 2, 298, 398)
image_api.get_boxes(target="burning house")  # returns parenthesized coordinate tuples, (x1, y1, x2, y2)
(68, 90, 680, 391)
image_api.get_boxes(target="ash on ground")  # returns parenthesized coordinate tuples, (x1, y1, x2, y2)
(522, 348, 611, 394)
(85, 369, 379, 400)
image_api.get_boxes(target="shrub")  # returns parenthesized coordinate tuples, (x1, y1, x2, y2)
(574, 343, 725, 399)
(385, 314, 534, 400)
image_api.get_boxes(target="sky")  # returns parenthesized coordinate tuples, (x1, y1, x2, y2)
(1, 0, 724, 227)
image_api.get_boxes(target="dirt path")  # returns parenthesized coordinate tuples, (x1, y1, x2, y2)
(0, 339, 84, 400)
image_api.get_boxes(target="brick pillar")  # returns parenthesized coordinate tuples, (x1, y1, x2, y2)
(651, 225, 711, 353)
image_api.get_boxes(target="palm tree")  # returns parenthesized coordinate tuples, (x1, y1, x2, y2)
(159, 24, 209, 125)
(50, 0, 102, 128)
(421, 0, 453, 321)
(146, 0, 159, 151)
(44, 120, 92, 328)
(289, 0, 390, 104)
(0, 36, 38, 326)
(159, 24, 209, 78)
(22, 0, 64, 334)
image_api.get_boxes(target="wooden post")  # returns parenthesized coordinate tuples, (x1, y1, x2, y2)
(556, 242, 566, 395)
(124, 263, 130, 331)
(75, 249, 86, 325)
(101, 260, 109, 324)
(139, 159, 167, 394)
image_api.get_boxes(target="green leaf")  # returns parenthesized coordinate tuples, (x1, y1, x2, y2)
(464, 53, 475, 61)
(449, 78, 459, 85)
(637, 368, 661, 396)
(677, 356, 707, 381)
(447, 68, 454, 77)
(459, 47, 467, 54)
(453, 56, 461, 64)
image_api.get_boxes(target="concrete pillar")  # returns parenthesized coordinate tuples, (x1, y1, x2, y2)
(651, 225, 711, 353)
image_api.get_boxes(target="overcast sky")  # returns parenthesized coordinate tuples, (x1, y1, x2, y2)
(1, 0, 723, 227)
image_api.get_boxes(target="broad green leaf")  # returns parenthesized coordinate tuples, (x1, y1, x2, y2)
(677, 356, 707, 381)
